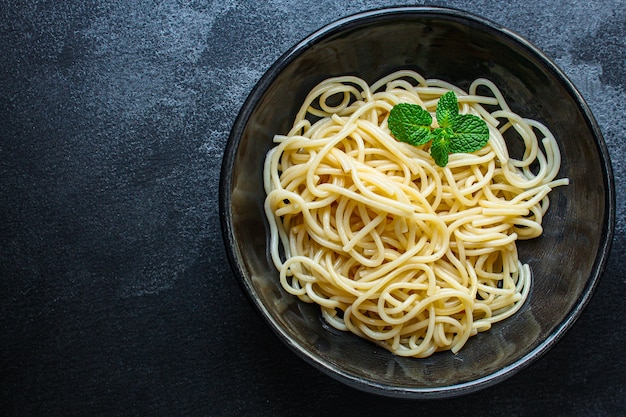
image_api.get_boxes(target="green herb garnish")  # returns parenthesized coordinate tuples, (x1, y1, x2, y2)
(388, 91, 489, 167)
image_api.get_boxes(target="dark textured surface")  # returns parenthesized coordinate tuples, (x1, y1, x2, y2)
(1, 1, 624, 416)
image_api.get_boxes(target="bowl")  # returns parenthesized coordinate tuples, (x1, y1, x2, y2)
(219, 6, 615, 398)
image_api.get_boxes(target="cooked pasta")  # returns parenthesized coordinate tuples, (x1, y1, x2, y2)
(263, 70, 568, 357)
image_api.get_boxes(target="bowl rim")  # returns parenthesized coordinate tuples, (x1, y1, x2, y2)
(219, 5, 616, 398)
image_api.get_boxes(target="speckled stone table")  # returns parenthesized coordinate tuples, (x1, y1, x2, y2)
(1, 1, 624, 416)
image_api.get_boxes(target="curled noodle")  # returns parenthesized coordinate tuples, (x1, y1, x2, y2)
(263, 70, 568, 357)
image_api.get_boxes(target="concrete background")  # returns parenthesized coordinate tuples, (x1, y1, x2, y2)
(1, 1, 624, 415)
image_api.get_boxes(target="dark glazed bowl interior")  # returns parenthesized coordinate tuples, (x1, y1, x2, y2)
(219, 7, 615, 398)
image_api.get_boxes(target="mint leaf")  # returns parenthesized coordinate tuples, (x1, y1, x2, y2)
(448, 114, 490, 153)
(430, 131, 450, 167)
(388, 103, 433, 146)
(388, 91, 490, 167)
(435, 91, 458, 129)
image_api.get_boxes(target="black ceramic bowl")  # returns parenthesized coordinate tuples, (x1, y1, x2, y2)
(219, 6, 615, 398)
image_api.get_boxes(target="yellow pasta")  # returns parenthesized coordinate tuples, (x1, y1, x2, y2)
(263, 70, 568, 357)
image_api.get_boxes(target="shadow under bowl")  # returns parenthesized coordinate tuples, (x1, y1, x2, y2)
(219, 6, 615, 398)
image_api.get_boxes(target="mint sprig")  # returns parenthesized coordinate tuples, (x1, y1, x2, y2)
(388, 91, 489, 167)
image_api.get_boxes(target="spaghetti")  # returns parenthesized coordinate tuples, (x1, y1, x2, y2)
(263, 70, 568, 357)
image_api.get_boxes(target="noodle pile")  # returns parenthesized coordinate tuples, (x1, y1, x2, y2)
(263, 70, 568, 357)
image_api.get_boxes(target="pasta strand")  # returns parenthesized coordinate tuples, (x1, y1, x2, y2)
(263, 71, 568, 357)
